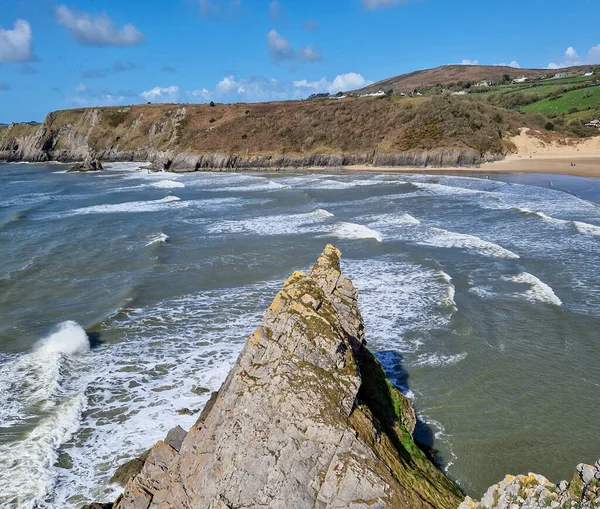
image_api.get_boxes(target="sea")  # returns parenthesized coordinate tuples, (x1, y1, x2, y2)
(1, 162, 599, 508)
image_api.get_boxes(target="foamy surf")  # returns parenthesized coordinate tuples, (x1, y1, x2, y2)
(423, 228, 520, 259)
(208, 208, 335, 236)
(574, 221, 600, 237)
(69, 196, 183, 215)
(146, 233, 170, 246)
(411, 352, 468, 368)
(151, 180, 186, 189)
(0, 322, 90, 507)
(331, 222, 383, 242)
(505, 272, 563, 306)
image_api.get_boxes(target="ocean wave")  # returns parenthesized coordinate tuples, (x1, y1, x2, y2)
(0, 322, 90, 506)
(505, 272, 562, 306)
(44, 282, 283, 506)
(423, 228, 520, 259)
(330, 222, 383, 242)
(343, 258, 457, 352)
(150, 180, 186, 189)
(573, 220, 600, 237)
(146, 233, 170, 247)
(208, 208, 335, 236)
(207, 179, 290, 193)
(103, 162, 152, 172)
(68, 196, 183, 215)
(439, 271, 457, 310)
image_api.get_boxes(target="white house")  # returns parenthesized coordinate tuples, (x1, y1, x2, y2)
(585, 119, 600, 127)
(554, 72, 571, 78)
(583, 72, 594, 77)
(475, 80, 491, 87)
(512, 76, 528, 84)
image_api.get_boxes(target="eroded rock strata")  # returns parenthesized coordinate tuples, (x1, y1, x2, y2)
(109, 245, 462, 509)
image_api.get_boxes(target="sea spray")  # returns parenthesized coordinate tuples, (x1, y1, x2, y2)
(0, 321, 90, 506)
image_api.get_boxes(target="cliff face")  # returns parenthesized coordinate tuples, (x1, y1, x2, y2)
(109, 245, 462, 509)
(0, 97, 522, 169)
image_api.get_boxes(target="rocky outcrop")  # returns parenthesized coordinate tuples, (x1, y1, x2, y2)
(106, 245, 462, 509)
(460, 461, 600, 509)
(68, 157, 104, 172)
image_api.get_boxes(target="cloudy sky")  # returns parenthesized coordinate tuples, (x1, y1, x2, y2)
(1, 0, 600, 121)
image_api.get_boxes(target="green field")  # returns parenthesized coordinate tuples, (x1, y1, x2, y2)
(521, 86, 600, 115)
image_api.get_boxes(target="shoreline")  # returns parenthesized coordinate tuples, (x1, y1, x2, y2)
(3, 153, 599, 179)
(312, 153, 600, 179)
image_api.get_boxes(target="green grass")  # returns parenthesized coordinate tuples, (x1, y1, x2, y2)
(521, 86, 600, 115)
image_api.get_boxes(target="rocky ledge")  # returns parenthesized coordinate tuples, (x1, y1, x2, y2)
(95, 245, 462, 509)
(462, 462, 600, 509)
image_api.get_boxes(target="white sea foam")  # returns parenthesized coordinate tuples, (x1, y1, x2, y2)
(146, 233, 170, 247)
(331, 222, 383, 242)
(69, 196, 183, 215)
(574, 221, 600, 237)
(411, 352, 467, 368)
(43, 282, 283, 506)
(505, 272, 562, 306)
(0, 322, 90, 506)
(208, 208, 334, 236)
(422, 228, 520, 259)
(515, 207, 568, 227)
(439, 271, 457, 310)
(207, 179, 290, 193)
(35, 320, 90, 357)
(343, 258, 457, 353)
(151, 180, 186, 189)
(103, 162, 152, 172)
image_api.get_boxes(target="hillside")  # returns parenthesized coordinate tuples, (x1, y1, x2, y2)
(356, 64, 597, 94)
(0, 95, 549, 169)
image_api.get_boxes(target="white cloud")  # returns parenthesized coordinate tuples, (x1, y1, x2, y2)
(494, 61, 521, 68)
(297, 46, 322, 62)
(55, 5, 144, 47)
(75, 83, 87, 92)
(565, 47, 578, 59)
(267, 29, 322, 63)
(267, 29, 294, 61)
(140, 86, 179, 102)
(187, 72, 372, 103)
(461, 59, 479, 66)
(547, 45, 600, 69)
(362, 0, 412, 9)
(0, 19, 33, 63)
(70, 93, 125, 107)
(294, 72, 372, 94)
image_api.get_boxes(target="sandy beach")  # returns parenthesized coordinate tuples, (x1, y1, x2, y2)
(336, 128, 600, 178)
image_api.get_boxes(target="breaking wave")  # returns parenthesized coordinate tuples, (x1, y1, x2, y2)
(506, 272, 562, 306)
(331, 222, 383, 242)
(423, 228, 520, 259)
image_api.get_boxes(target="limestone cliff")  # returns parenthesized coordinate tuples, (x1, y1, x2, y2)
(106, 245, 462, 509)
(0, 97, 523, 169)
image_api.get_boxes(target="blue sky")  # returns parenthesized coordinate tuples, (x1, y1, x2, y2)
(1, 0, 599, 122)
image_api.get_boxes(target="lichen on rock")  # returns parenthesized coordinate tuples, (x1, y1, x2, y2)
(460, 462, 600, 509)
(104, 245, 462, 509)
